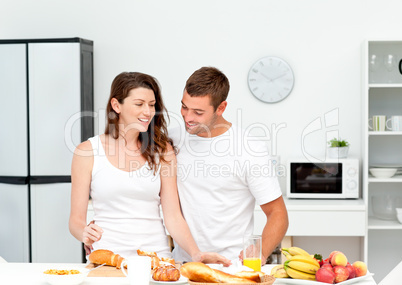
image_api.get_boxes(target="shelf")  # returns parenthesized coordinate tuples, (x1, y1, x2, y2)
(368, 83, 402, 88)
(368, 175, 402, 182)
(368, 216, 402, 229)
(369, 131, 402, 136)
(281, 198, 365, 211)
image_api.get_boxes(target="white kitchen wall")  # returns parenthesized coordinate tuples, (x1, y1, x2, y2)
(2, 0, 402, 191)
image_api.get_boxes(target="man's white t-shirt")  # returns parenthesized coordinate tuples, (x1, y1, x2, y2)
(169, 124, 282, 261)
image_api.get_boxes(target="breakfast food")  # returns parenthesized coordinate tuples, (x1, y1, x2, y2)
(180, 262, 257, 283)
(234, 270, 266, 282)
(161, 257, 176, 265)
(152, 264, 181, 281)
(43, 269, 80, 275)
(136, 249, 180, 281)
(137, 249, 160, 269)
(88, 249, 125, 269)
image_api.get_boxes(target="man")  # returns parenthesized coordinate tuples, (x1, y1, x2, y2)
(170, 66, 289, 263)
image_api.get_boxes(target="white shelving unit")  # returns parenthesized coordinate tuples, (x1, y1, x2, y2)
(363, 40, 402, 283)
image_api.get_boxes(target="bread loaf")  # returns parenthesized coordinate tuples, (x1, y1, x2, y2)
(234, 271, 265, 282)
(88, 249, 124, 269)
(180, 262, 256, 283)
(152, 264, 180, 281)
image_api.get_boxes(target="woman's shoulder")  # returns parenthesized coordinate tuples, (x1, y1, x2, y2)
(161, 142, 176, 161)
(73, 136, 98, 157)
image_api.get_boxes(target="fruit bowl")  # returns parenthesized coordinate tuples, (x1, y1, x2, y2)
(369, 168, 397, 178)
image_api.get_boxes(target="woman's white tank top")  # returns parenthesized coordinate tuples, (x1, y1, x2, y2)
(88, 135, 171, 258)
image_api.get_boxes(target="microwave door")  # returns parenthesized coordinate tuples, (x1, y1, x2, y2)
(291, 163, 343, 195)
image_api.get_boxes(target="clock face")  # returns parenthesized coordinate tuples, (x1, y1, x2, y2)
(248, 57, 294, 103)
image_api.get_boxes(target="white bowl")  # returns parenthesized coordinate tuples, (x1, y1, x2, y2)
(42, 267, 89, 285)
(372, 195, 402, 220)
(369, 168, 397, 178)
(397, 208, 402, 224)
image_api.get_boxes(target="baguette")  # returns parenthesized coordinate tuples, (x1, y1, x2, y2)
(88, 249, 124, 269)
(180, 262, 256, 283)
(234, 271, 265, 282)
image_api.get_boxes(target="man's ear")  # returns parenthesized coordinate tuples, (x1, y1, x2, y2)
(111, 98, 120, 114)
(216, 101, 227, 116)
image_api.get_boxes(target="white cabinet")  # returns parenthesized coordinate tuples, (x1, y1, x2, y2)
(363, 40, 402, 283)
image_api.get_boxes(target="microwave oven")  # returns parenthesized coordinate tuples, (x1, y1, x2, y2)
(287, 158, 359, 199)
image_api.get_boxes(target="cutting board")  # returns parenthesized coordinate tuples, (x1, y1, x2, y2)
(86, 263, 126, 277)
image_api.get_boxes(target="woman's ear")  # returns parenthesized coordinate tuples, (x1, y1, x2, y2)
(216, 101, 227, 116)
(110, 98, 120, 114)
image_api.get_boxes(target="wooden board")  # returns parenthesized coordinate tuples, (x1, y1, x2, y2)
(86, 263, 126, 277)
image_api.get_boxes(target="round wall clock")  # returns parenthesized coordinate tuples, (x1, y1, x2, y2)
(247, 56, 295, 103)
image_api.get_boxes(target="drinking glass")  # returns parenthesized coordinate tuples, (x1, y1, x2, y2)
(384, 54, 397, 72)
(384, 54, 397, 83)
(243, 235, 262, 271)
(369, 54, 381, 83)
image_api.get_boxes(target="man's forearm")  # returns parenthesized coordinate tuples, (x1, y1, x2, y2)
(261, 207, 289, 262)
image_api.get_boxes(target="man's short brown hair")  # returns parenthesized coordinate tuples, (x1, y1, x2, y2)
(185, 67, 230, 111)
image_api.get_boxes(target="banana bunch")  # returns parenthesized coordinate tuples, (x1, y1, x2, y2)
(283, 255, 320, 281)
(281, 246, 311, 258)
(270, 264, 289, 278)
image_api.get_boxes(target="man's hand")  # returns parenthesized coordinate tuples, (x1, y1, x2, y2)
(238, 249, 266, 266)
(192, 252, 232, 267)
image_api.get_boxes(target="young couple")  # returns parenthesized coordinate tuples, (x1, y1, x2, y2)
(69, 67, 289, 266)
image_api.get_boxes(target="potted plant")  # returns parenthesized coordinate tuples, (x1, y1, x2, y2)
(327, 138, 350, 158)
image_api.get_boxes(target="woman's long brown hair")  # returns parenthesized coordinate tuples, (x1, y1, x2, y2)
(105, 72, 173, 174)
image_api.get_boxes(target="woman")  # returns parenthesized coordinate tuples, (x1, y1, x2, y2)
(69, 72, 230, 264)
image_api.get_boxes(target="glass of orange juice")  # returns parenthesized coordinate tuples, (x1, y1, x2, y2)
(243, 235, 262, 271)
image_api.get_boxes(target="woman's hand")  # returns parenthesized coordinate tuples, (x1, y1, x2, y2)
(192, 252, 232, 267)
(83, 221, 103, 249)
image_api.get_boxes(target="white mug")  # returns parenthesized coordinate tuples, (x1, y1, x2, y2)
(368, 115, 386, 131)
(386, 116, 402, 131)
(121, 256, 151, 285)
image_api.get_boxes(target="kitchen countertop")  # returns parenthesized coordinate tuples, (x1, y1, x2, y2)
(0, 262, 377, 284)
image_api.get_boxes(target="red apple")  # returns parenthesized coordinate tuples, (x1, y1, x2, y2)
(321, 263, 334, 272)
(333, 266, 349, 283)
(346, 263, 356, 279)
(331, 252, 348, 267)
(316, 267, 336, 284)
(352, 261, 368, 277)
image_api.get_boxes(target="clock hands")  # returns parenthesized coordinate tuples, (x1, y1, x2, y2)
(270, 73, 287, 81)
(260, 72, 287, 83)
(260, 72, 272, 81)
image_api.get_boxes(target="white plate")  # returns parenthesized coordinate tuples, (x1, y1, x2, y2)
(370, 164, 402, 169)
(274, 273, 374, 285)
(150, 275, 188, 284)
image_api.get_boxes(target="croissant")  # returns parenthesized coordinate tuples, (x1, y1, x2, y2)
(137, 249, 160, 269)
(161, 257, 175, 265)
(152, 264, 181, 282)
(180, 262, 256, 283)
(88, 249, 125, 269)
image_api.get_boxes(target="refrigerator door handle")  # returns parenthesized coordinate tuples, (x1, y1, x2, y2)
(29, 176, 71, 184)
(0, 176, 29, 185)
